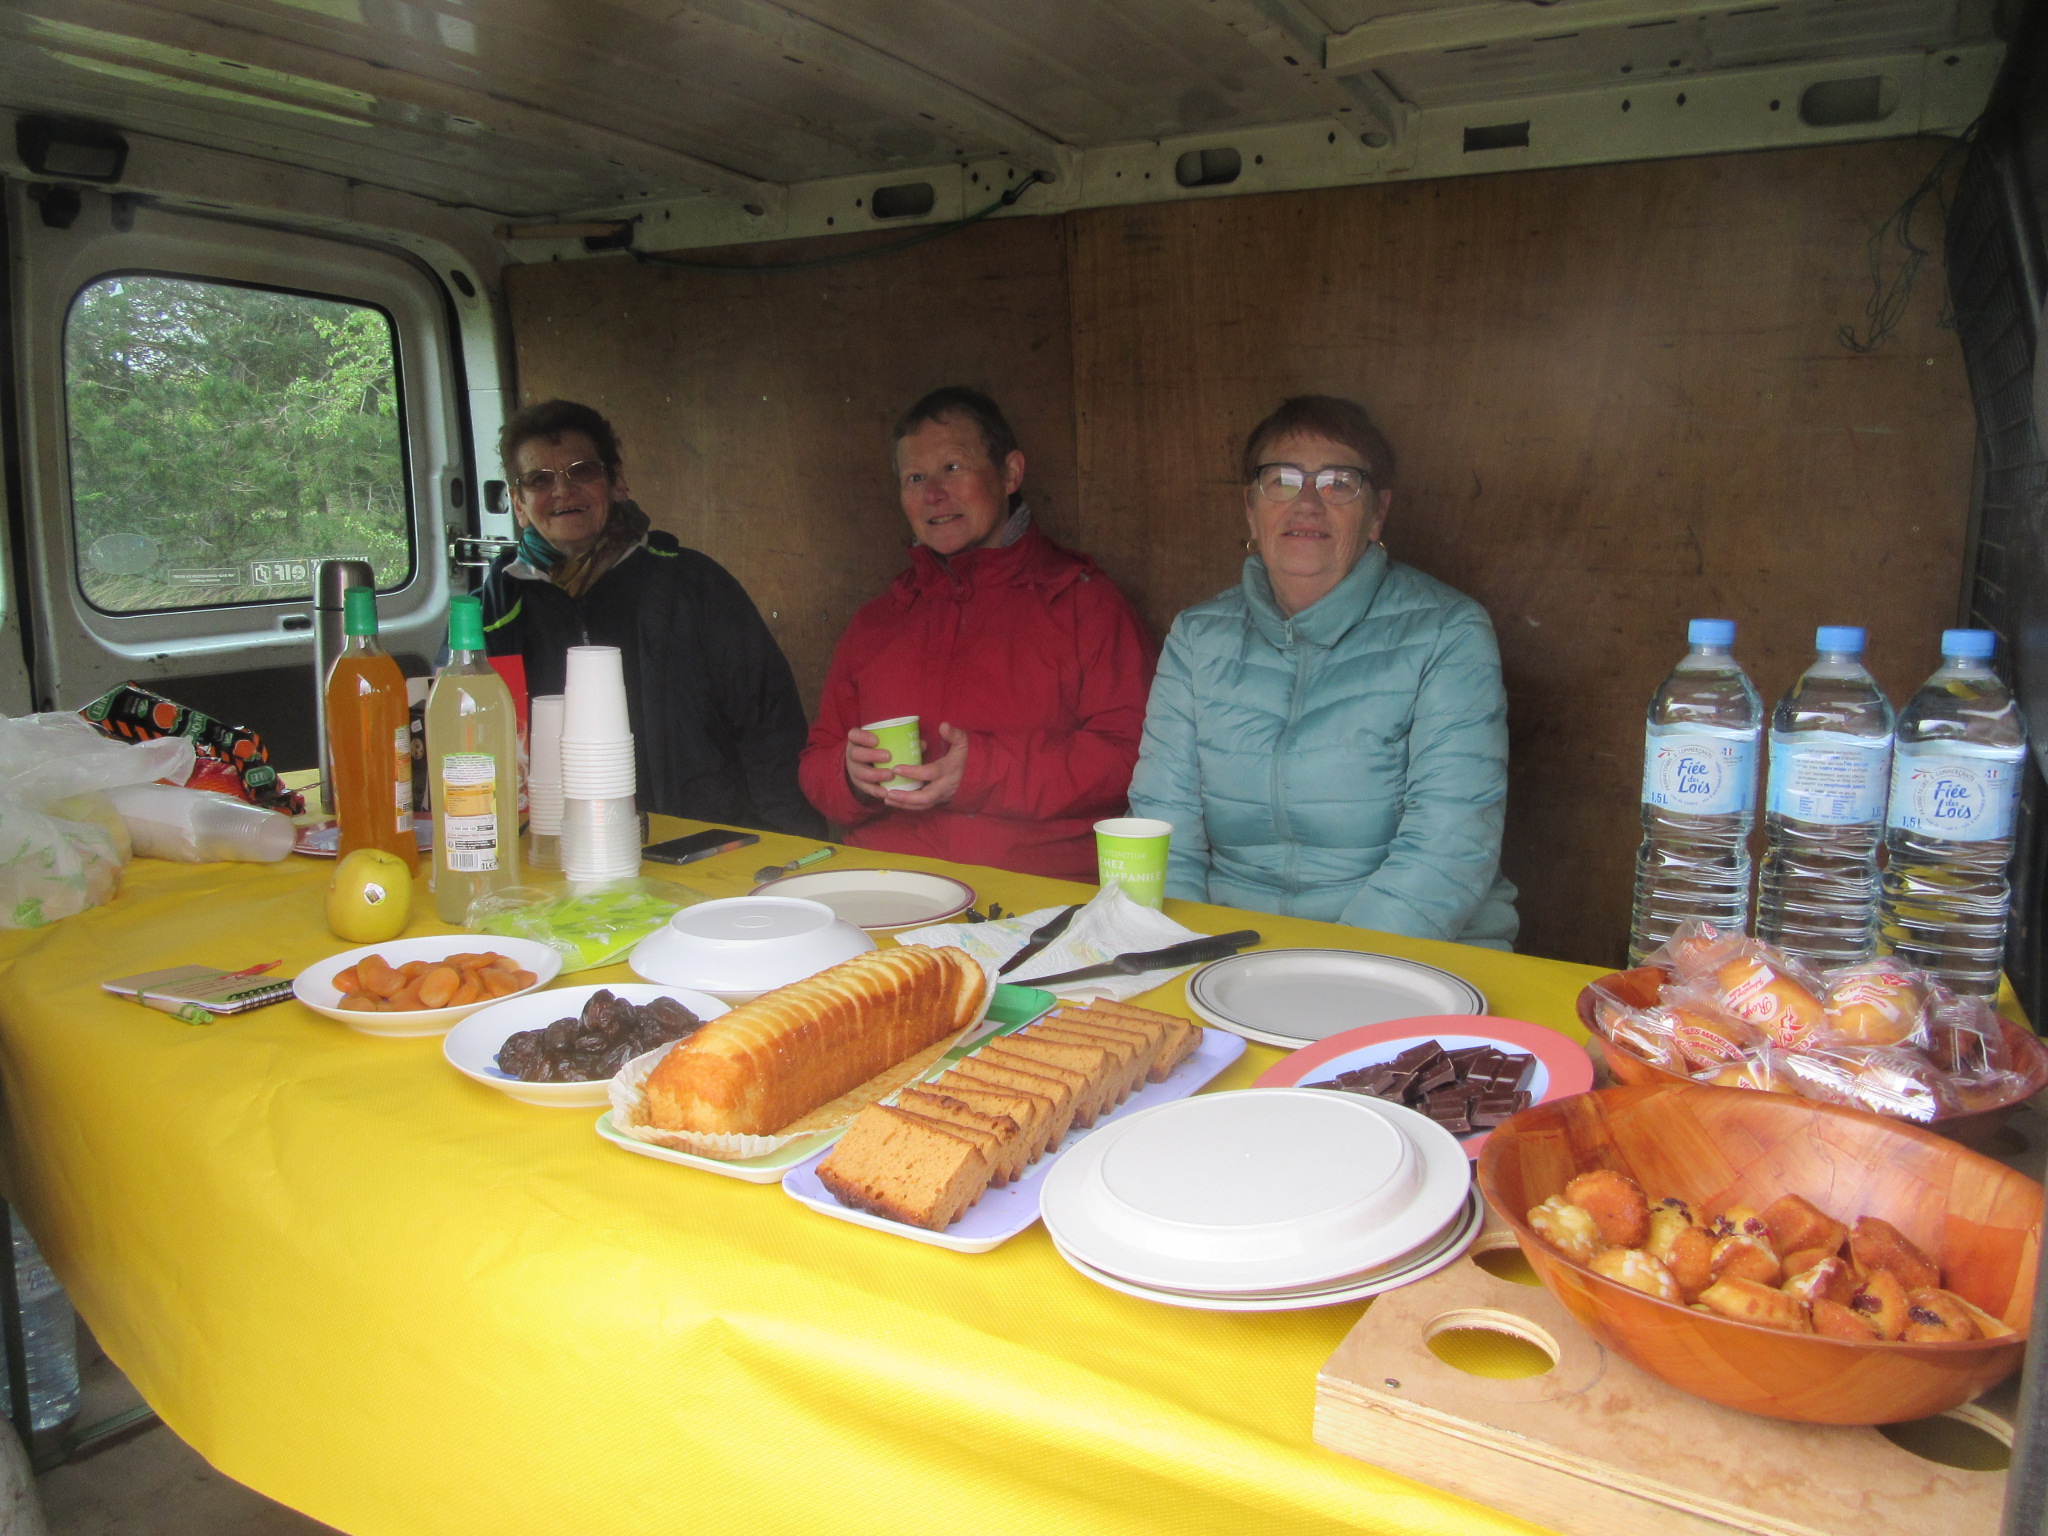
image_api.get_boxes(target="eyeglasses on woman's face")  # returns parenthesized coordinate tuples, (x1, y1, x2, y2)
(513, 459, 608, 497)
(1252, 464, 1372, 505)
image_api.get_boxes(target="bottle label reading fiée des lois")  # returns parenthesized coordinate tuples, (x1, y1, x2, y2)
(441, 754, 500, 871)
(1885, 741, 2027, 842)
(393, 727, 412, 835)
(1642, 725, 1757, 816)
(1765, 731, 1892, 825)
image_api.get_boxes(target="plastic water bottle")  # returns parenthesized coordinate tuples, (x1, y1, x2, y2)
(1629, 619, 1762, 965)
(7, 1211, 78, 1434)
(1879, 630, 2030, 995)
(1755, 627, 1895, 968)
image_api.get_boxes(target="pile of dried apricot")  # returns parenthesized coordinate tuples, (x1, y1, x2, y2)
(333, 951, 537, 1011)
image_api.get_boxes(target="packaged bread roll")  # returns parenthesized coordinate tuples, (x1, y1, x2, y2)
(1821, 962, 1928, 1048)
(1709, 950, 1826, 1049)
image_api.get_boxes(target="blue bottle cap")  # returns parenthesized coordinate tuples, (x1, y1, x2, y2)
(1815, 625, 1865, 654)
(1941, 629, 1996, 660)
(1688, 618, 1737, 647)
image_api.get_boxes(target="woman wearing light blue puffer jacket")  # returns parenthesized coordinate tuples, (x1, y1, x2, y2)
(1128, 396, 1519, 949)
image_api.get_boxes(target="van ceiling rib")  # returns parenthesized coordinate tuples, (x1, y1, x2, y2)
(0, 0, 2005, 241)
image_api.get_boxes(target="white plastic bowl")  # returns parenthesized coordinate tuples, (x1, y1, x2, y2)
(293, 935, 563, 1038)
(626, 896, 874, 1002)
(443, 983, 728, 1106)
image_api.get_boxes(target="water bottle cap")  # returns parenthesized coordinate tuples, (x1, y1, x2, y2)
(1941, 628, 1996, 660)
(1814, 625, 1865, 654)
(1687, 618, 1737, 647)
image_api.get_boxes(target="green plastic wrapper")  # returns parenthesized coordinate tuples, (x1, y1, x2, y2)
(464, 878, 704, 972)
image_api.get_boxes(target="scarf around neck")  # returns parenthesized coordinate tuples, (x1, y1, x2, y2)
(519, 498, 652, 598)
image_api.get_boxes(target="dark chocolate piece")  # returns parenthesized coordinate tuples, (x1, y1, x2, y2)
(1445, 1044, 1490, 1072)
(1422, 1100, 1472, 1133)
(1416, 1057, 1459, 1094)
(1493, 1052, 1536, 1093)
(1469, 1091, 1532, 1128)
(1388, 1041, 1444, 1074)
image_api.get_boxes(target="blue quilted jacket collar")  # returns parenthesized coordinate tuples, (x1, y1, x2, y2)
(1242, 542, 1391, 650)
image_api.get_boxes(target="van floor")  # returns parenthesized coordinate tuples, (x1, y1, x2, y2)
(35, 1325, 334, 1535)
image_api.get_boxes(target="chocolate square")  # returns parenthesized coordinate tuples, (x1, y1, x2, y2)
(1422, 1100, 1473, 1133)
(1470, 1090, 1532, 1127)
(1389, 1041, 1445, 1074)
(1494, 1053, 1535, 1093)
(1416, 1057, 1459, 1094)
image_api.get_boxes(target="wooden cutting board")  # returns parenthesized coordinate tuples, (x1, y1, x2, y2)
(1315, 1215, 2011, 1536)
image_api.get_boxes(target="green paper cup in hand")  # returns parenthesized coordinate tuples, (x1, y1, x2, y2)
(1096, 817, 1171, 909)
(864, 716, 922, 792)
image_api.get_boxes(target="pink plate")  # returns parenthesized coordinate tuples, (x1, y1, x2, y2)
(1252, 1015, 1594, 1159)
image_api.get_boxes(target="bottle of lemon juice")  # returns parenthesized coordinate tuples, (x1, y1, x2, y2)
(426, 595, 521, 921)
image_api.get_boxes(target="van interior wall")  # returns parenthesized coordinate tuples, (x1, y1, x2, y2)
(504, 138, 1974, 969)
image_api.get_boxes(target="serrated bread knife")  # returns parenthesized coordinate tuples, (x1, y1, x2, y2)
(1021, 930, 1261, 987)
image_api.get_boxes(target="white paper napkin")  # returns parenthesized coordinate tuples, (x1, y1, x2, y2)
(894, 884, 1210, 1002)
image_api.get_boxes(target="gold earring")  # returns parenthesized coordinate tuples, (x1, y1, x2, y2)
(1242, 537, 1258, 552)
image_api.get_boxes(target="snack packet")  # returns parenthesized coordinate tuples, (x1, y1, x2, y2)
(467, 878, 703, 972)
(1689, 1041, 1795, 1095)
(1818, 960, 1931, 1049)
(1666, 938, 1828, 1050)
(1777, 1042, 1957, 1123)
(1648, 919, 1748, 984)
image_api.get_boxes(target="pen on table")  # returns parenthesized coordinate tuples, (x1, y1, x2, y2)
(219, 961, 284, 980)
(130, 992, 215, 1026)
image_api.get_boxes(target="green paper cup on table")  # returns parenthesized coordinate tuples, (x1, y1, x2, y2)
(1095, 817, 1171, 910)
(865, 716, 922, 791)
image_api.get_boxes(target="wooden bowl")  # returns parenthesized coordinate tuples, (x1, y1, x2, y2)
(1576, 966, 2048, 1148)
(1476, 1083, 2040, 1423)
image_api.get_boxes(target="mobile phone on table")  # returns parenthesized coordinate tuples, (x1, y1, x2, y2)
(643, 828, 761, 865)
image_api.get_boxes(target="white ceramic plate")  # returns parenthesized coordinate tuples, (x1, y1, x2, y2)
(1185, 948, 1485, 1048)
(293, 935, 563, 1037)
(627, 896, 875, 1002)
(1047, 1191, 1483, 1311)
(1040, 1088, 1472, 1293)
(444, 984, 729, 1106)
(780, 1027, 1247, 1252)
(746, 869, 976, 930)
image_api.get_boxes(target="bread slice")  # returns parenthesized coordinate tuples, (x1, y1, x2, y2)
(1043, 1013, 1162, 1090)
(1025, 1022, 1146, 1104)
(948, 1057, 1078, 1146)
(991, 1035, 1118, 1121)
(1051, 1005, 1171, 1081)
(816, 1104, 992, 1229)
(980, 1041, 1102, 1127)
(895, 1089, 1026, 1184)
(1084, 999, 1199, 1074)
(929, 1072, 1056, 1164)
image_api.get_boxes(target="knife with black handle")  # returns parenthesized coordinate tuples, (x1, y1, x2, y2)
(996, 902, 1086, 977)
(1021, 930, 1261, 988)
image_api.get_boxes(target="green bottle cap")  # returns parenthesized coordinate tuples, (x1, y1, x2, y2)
(342, 586, 379, 637)
(448, 595, 485, 652)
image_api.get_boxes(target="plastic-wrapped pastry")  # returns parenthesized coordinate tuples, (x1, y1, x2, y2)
(1700, 1276, 1811, 1333)
(1822, 962, 1929, 1048)
(1591, 1246, 1680, 1302)
(1710, 951, 1827, 1048)
(1565, 1169, 1650, 1248)
(1528, 1196, 1602, 1264)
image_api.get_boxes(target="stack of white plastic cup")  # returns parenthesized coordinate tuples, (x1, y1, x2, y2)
(558, 647, 641, 883)
(527, 694, 565, 870)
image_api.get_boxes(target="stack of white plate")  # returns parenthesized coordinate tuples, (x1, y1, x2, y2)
(1039, 1087, 1477, 1311)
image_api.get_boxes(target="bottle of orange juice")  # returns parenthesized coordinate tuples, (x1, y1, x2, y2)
(324, 586, 418, 869)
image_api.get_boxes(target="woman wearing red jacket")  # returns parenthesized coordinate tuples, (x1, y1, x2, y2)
(799, 388, 1157, 881)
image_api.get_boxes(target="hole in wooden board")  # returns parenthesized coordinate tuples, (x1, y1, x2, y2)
(1424, 1309, 1558, 1378)
(1878, 1407, 2011, 1471)
(1470, 1241, 1541, 1286)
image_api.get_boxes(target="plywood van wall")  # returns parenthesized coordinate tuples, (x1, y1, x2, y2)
(505, 139, 1974, 968)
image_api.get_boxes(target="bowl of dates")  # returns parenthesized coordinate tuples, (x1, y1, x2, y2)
(443, 984, 728, 1107)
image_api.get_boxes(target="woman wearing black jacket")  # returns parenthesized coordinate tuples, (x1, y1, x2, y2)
(479, 399, 823, 838)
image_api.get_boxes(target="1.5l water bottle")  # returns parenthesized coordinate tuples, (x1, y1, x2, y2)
(1879, 630, 2030, 995)
(7, 1211, 78, 1434)
(1629, 619, 1763, 965)
(1756, 627, 1895, 968)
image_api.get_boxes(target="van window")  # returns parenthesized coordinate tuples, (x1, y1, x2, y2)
(62, 273, 413, 613)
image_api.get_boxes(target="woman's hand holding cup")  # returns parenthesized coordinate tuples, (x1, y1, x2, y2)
(844, 726, 898, 801)
(881, 723, 969, 810)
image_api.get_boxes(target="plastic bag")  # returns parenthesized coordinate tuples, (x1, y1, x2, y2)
(465, 878, 704, 972)
(0, 713, 194, 928)
(101, 783, 295, 863)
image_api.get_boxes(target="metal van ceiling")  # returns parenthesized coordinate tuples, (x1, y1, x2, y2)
(0, 0, 2005, 252)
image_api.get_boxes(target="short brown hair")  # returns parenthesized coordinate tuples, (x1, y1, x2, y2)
(1240, 395, 1395, 489)
(892, 387, 1020, 466)
(500, 399, 623, 477)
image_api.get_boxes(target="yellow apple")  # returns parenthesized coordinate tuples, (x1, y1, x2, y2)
(326, 848, 414, 942)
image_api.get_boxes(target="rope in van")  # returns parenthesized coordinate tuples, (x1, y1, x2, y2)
(1837, 125, 1975, 354)
(629, 170, 1045, 276)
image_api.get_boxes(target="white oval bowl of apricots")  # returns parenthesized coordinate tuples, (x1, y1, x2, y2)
(293, 936, 563, 1037)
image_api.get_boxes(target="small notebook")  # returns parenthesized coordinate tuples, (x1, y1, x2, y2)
(102, 966, 294, 1014)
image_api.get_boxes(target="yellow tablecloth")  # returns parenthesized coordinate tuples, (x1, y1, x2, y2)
(0, 822, 1604, 1536)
